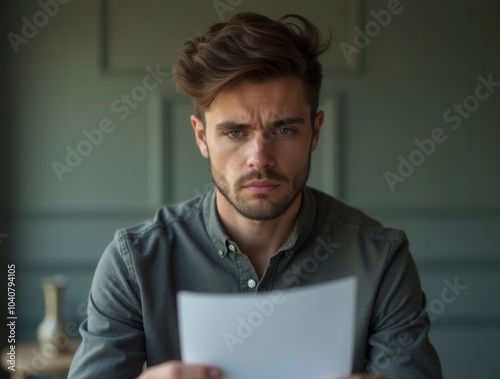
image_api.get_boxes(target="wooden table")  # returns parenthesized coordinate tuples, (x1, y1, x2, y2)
(1, 340, 80, 379)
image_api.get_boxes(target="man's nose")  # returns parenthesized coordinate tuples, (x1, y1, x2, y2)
(246, 132, 275, 170)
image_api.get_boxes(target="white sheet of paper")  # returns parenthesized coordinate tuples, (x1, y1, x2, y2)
(178, 276, 357, 379)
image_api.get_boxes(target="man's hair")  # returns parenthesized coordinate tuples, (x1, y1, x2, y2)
(172, 12, 331, 119)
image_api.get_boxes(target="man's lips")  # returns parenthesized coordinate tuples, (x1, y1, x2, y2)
(242, 180, 280, 193)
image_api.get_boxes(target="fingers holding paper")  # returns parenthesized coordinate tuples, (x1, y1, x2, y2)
(137, 361, 222, 379)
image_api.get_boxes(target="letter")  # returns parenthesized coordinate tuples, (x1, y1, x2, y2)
(270, 290, 286, 305)
(281, 271, 300, 286)
(414, 137, 436, 157)
(142, 74, 158, 91)
(452, 103, 470, 119)
(370, 9, 391, 28)
(213, 0, 234, 21)
(313, 246, 330, 261)
(397, 155, 415, 178)
(477, 73, 500, 93)
(302, 257, 318, 273)
(131, 85, 148, 102)
(40, 343, 58, 360)
(38, 0, 60, 17)
(120, 93, 138, 109)
(253, 298, 274, 317)
(235, 316, 253, 338)
(316, 236, 341, 255)
(365, 20, 381, 38)
(65, 145, 82, 168)
(386, 340, 402, 357)
(52, 161, 72, 182)
(396, 331, 413, 347)
(387, 0, 403, 14)
(339, 42, 361, 64)
(247, 311, 264, 328)
(353, 26, 371, 48)
(55, 331, 70, 350)
(463, 95, 479, 112)
(110, 99, 130, 120)
(7, 32, 29, 54)
(474, 82, 490, 101)
(31, 348, 48, 370)
(384, 170, 405, 192)
(440, 287, 456, 304)
(32, 11, 49, 28)
(21, 16, 39, 38)
(76, 140, 93, 157)
(373, 351, 391, 370)
(65, 321, 80, 338)
(408, 149, 425, 166)
(408, 310, 426, 331)
(99, 117, 115, 134)
(442, 109, 462, 130)
(145, 64, 169, 84)
(428, 298, 445, 316)
(444, 277, 468, 296)
(222, 332, 244, 354)
(82, 128, 103, 146)
(291, 264, 310, 280)
(431, 127, 448, 143)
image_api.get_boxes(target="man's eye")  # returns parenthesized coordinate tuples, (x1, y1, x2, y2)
(225, 130, 243, 139)
(276, 128, 293, 136)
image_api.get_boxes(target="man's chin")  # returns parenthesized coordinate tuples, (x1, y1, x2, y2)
(232, 197, 293, 221)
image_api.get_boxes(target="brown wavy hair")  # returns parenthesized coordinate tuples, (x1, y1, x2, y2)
(172, 12, 331, 119)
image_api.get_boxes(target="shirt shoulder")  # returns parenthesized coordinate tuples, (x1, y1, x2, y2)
(119, 195, 205, 236)
(309, 187, 406, 244)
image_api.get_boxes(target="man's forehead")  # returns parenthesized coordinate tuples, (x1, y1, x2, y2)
(205, 76, 310, 121)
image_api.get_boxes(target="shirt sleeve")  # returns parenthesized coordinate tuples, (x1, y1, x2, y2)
(365, 236, 443, 378)
(68, 234, 145, 379)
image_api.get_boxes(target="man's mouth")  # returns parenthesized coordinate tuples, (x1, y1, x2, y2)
(242, 180, 280, 194)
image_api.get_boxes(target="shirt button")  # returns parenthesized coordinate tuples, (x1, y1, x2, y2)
(218, 250, 225, 257)
(247, 279, 257, 288)
(228, 244, 236, 252)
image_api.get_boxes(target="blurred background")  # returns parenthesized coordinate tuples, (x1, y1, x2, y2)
(1, 0, 499, 378)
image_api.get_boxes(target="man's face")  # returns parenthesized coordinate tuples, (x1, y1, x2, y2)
(191, 76, 323, 221)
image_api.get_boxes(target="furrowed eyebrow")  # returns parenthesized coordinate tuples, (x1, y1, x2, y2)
(270, 116, 305, 128)
(215, 116, 305, 130)
(215, 121, 249, 130)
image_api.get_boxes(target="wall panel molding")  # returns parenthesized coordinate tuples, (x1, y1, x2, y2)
(102, 0, 362, 75)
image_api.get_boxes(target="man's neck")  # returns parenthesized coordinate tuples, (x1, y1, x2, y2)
(216, 191, 302, 277)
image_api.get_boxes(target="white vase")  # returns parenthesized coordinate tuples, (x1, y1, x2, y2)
(37, 276, 69, 353)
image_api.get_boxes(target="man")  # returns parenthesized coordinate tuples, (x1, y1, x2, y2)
(68, 12, 442, 379)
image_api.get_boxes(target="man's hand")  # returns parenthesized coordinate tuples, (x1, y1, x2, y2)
(137, 361, 222, 379)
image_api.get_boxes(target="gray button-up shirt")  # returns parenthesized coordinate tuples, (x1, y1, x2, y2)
(68, 187, 442, 379)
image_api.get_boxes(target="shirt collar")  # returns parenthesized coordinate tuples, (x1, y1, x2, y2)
(202, 187, 317, 257)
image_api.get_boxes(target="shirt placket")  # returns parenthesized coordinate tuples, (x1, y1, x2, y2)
(230, 245, 259, 293)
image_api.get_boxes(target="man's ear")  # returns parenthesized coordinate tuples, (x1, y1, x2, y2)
(191, 115, 209, 158)
(311, 111, 324, 152)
